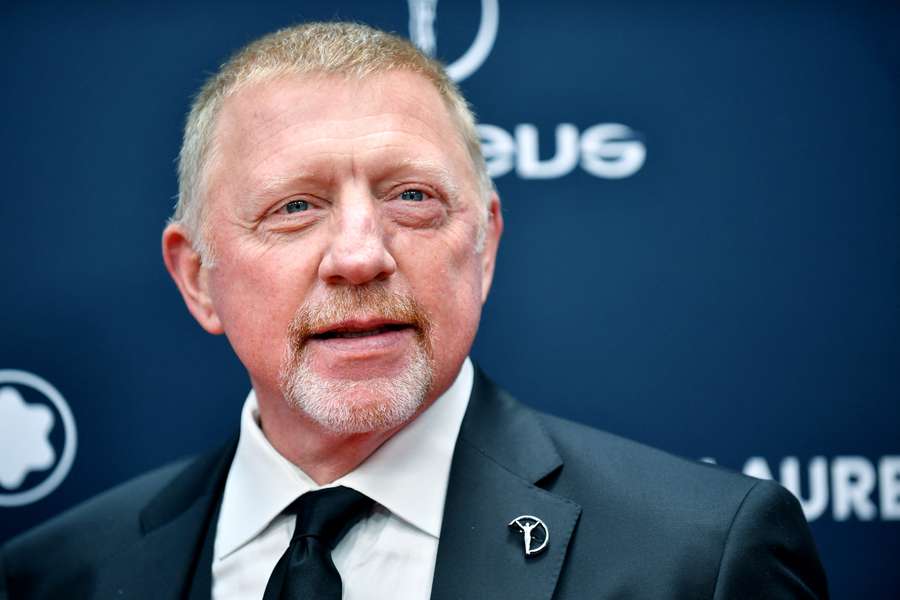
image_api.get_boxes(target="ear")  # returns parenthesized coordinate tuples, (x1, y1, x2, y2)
(161, 223, 224, 334)
(480, 193, 504, 304)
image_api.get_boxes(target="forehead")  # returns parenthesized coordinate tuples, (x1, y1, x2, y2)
(210, 70, 474, 188)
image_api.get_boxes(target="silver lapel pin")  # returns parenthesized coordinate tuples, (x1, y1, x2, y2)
(508, 515, 549, 557)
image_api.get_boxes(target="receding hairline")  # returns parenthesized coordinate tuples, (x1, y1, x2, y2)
(173, 22, 493, 259)
(205, 69, 474, 187)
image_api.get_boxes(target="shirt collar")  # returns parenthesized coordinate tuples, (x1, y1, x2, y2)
(215, 358, 474, 560)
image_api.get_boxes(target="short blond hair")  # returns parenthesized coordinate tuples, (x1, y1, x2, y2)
(172, 22, 492, 259)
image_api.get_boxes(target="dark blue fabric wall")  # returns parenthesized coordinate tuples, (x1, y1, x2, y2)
(1, 1, 897, 597)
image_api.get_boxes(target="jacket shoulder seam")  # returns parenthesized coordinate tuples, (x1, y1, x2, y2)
(710, 478, 761, 599)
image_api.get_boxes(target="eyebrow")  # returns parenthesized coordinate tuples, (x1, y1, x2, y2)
(389, 158, 461, 200)
(247, 158, 462, 205)
(250, 173, 319, 201)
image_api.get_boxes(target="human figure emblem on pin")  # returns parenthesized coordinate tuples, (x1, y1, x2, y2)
(508, 515, 549, 557)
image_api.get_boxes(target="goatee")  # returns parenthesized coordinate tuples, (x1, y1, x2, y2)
(278, 286, 434, 434)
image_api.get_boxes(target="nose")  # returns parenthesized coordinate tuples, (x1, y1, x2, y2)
(318, 194, 397, 286)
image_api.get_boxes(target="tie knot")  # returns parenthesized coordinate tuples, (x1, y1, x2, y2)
(287, 486, 373, 548)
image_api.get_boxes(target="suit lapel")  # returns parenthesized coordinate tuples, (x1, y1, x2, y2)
(92, 438, 236, 600)
(430, 369, 582, 600)
(89, 371, 577, 600)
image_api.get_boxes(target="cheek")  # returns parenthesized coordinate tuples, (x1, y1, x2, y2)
(209, 229, 319, 312)
(209, 266, 285, 361)
(396, 231, 485, 339)
(205, 245, 318, 373)
(419, 256, 484, 390)
(395, 225, 483, 297)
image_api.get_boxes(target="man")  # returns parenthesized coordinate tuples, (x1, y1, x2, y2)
(0, 22, 828, 599)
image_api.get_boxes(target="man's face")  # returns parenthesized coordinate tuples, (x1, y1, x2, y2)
(180, 71, 501, 433)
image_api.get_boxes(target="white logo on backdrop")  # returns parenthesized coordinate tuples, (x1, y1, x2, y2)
(408, 0, 499, 83)
(479, 123, 646, 180)
(702, 455, 900, 522)
(0, 370, 77, 507)
(407, 0, 646, 180)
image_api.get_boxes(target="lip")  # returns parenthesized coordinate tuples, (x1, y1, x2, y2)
(304, 318, 418, 359)
(308, 318, 415, 338)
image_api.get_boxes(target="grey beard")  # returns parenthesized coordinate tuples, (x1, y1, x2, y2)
(278, 342, 434, 435)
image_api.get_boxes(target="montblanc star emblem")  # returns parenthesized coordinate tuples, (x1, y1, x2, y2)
(508, 515, 549, 557)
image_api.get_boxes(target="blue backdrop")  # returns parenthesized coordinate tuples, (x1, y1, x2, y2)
(1, 1, 898, 597)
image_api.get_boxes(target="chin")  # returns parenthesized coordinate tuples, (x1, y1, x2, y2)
(279, 346, 434, 435)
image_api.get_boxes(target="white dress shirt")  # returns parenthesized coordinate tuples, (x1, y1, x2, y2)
(211, 358, 474, 600)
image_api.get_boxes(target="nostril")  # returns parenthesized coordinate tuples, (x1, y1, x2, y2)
(318, 242, 397, 286)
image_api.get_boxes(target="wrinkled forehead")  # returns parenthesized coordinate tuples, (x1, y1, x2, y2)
(209, 70, 476, 186)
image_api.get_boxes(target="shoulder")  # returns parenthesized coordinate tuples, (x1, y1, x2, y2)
(532, 410, 828, 598)
(1, 457, 193, 589)
(537, 411, 759, 508)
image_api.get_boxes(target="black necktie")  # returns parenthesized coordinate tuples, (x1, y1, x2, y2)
(262, 486, 373, 600)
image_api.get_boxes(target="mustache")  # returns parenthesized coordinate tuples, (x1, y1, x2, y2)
(287, 286, 433, 349)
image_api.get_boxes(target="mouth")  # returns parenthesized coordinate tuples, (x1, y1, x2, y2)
(308, 320, 415, 341)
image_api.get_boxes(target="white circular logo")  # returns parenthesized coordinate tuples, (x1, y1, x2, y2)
(407, 0, 499, 82)
(0, 370, 77, 507)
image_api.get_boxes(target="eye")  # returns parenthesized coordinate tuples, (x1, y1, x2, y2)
(284, 200, 309, 213)
(399, 189, 425, 202)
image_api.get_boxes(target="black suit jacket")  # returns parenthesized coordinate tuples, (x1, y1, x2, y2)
(1, 369, 828, 599)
